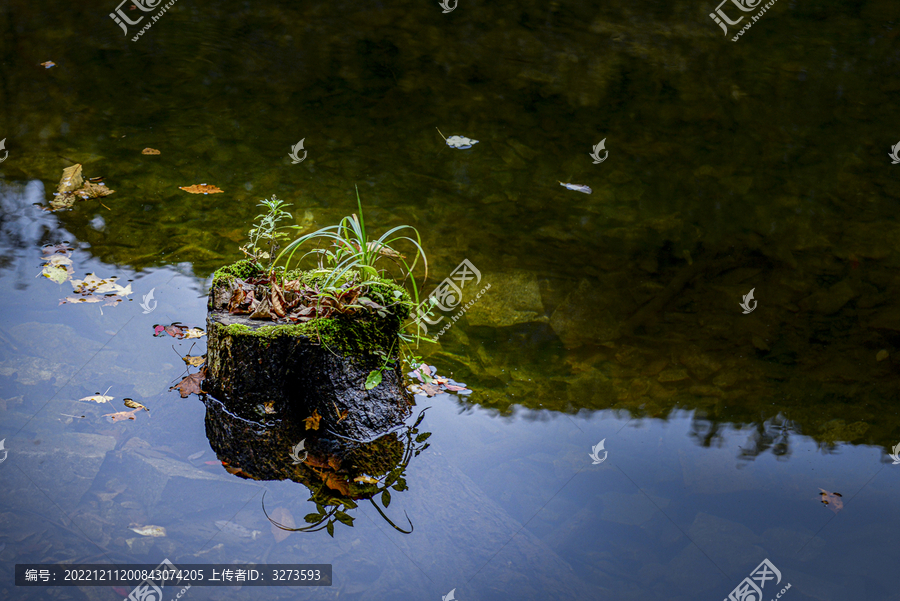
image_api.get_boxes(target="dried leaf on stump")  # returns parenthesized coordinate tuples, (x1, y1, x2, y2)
(322, 473, 350, 496)
(304, 409, 322, 430)
(172, 369, 205, 398)
(179, 184, 223, 194)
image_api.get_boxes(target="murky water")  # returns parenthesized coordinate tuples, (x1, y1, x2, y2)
(2, 0, 900, 599)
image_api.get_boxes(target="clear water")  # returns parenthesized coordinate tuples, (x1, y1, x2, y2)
(1, 0, 900, 599)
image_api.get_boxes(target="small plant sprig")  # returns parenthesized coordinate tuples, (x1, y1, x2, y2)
(242, 195, 293, 271)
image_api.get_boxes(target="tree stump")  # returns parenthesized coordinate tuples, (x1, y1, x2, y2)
(204, 260, 414, 442)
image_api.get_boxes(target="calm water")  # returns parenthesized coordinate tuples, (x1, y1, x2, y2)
(1, 0, 900, 599)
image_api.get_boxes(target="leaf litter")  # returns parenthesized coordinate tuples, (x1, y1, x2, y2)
(407, 364, 472, 397)
(153, 323, 205, 339)
(49, 164, 115, 211)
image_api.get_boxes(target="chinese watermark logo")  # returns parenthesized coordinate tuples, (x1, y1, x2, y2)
(438, 0, 457, 13)
(289, 139, 307, 164)
(415, 259, 491, 341)
(289, 440, 307, 464)
(140, 288, 157, 314)
(0, 139, 7, 164)
(724, 558, 790, 601)
(709, 0, 780, 41)
(889, 443, 900, 465)
(126, 558, 183, 601)
(889, 142, 900, 165)
(110, 0, 180, 42)
(589, 439, 607, 464)
(740, 288, 757, 314)
(589, 139, 608, 164)
(0, 439, 7, 465)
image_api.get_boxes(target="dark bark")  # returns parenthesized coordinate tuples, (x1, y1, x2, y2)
(204, 279, 413, 442)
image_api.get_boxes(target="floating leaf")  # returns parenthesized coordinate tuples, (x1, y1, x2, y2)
(171, 369, 205, 398)
(269, 507, 296, 543)
(182, 327, 206, 339)
(187, 451, 205, 461)
(129, 525, 166, 537)
(353, 475, 379, 484)
(819, 488, 843, 514)
(445, 135, 479, 149)
(183, 355, 205, 367)
(41, 262, 71, 284)
(42, 243, 74, 255)
(365, 370, 383, 390)
(123, 399, 149, 412)
(57, 164, 84, 194)
(141, 148, 160, 155)
(304, 409, 322, 430)
(41, 61, 56, 69)
(179, 184, 223, 194)
(558, 181, 592, 194)
(79, 390, 113, 404)
(103, 408, 141, 422)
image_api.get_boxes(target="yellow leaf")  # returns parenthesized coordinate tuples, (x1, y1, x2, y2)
(57, 164, 83, 194)
(183, 355, 205, 367)
(182, 328, 206, 339)
(123, 399, 149, 412)
(304, 409, 322, 431)
(179, 184, 223, 194)
(42, 263, 71, 284)
(353, 475, 379, 484)
(142, 148, 161, 155)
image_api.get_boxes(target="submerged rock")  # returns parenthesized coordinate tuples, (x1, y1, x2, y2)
(465, 270, 545, 327)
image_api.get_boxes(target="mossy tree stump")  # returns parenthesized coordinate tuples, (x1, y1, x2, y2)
(205, 261, 414, 442)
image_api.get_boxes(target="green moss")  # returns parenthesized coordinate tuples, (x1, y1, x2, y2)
(211, 259, 264, 288)
(212, 260, 414, 356)
(216, 314, 400, 357)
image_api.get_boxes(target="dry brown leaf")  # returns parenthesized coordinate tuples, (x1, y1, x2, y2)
(179, 184, 223, 194)
(103, 408, 141, 422)
(123, 399, 149, 412)
(269, 507, 296, 543)
(819, 489, 843, 513)
(57, 164, 83, 193)
(327, 456, 342, 471)
(304, 409, 322, 431)
(74, 181, 114, 200)
(183, 355, 205, 367)
(171, 369, 205, 398)
(182, 328, 206, 339)
(142, 148, 161, 155)
(323, 473, 350, 496)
